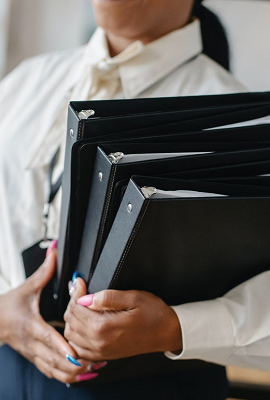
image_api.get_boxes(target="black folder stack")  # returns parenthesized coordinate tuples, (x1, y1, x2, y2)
(54, 92, 270, 383)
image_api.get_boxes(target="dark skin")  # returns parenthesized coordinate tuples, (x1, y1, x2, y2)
(0, 252, 181, 383)
(90, 0, 195, 56)
(64, 278, 182, 362)
(0, 251, 91, 383)
(0, 0, 194, 383)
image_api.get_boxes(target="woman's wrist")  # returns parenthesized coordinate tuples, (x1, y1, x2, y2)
(0, 294, 10, 344)
(161, 306, 183, 354)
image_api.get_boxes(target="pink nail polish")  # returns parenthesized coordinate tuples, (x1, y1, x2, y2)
(76, 372, 98, 382)
(77, 294, 94, 307)
(90, 361, 107, 371)
(46, 239, 57, 257)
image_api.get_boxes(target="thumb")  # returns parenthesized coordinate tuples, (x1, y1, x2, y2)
(25, 249, 57, 294)
(79, 290, 138, 311)
(71, 277, 87, 302)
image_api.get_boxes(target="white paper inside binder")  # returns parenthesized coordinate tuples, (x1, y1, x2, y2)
(140, 186, 227, 199)
(117, 152, 212, 163)
(207, 115, 270, 130)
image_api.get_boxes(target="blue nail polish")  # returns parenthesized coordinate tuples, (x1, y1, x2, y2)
(72, 271, 84, 283)
(66, 354, 82, 367)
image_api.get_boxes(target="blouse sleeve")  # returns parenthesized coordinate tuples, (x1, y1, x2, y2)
(0, 275, 12, 294)
(165, 270, 270, 371)
(0, 61, 35, 296)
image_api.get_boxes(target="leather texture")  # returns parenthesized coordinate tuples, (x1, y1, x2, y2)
(78, 144, 270, 285)
(57, 92, 270, 320)
(90, 176, 270, 304)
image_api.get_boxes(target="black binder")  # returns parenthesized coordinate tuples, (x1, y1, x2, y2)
(56, 92, 270, 321)
(81, 174, 270, 385)
(89, 176, 270, 304)
(76, 145, 217, 280)
(77, 144, 270, 283)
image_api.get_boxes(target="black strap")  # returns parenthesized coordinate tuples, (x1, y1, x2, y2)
(42, 149, 62, 239)
(48, 149, 62, 204)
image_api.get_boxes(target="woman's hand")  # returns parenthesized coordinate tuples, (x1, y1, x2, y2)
(64, 278, 182, 361)
(0, 249, 97, 384)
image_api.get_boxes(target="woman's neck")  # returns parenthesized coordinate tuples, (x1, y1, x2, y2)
(105, 18, 192, 57)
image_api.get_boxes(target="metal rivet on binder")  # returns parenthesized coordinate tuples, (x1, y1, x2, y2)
(78, 109, 95, 119)
(70, 129, 74, 137)
(99, 172, 103, 181)
(108, 152, 124, 164)
(127, 203, 133, 213)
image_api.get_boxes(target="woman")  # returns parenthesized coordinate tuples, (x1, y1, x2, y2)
(1, 0, 269, 399)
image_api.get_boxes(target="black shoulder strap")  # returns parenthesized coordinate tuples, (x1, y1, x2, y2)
(42, 149, 62, 240)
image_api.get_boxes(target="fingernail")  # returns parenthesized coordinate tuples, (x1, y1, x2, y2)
(76, 372, 98, 382)
(65, 354, 82, 367)
(68, 280, 76, 296)
(88, 361, 107, 371)
(72, 271, 84, 283)
(70, 272, 84, 295)
(46, 239, 57, 258)
(77, 294, 94, 307)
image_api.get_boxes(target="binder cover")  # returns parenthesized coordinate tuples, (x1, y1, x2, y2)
(78, 144, 270, 283)
(89, 176, 270, 304)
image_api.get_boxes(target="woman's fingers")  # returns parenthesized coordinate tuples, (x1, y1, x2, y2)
(32, 329, 101, 383)
(84, 289, 138, 311)
(30, 314, 93, 375)
(67, 341, 98, 363)
(71, 286, 138, 312)
(32, 316, 104, 379)
(69, 276, 87, 299)
(65, 286, 137, 332)
(32, 316, 76, 359)
(34, 356, 93, 384)
(34, 340, 103, 384)
(0, 250, 99, 383)
(33, 341, 86, 374)
(65, 289, 183, 360)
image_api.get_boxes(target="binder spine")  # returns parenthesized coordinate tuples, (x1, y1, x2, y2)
(111, 199, 149, 289)
(77, 148, 115, 280)
(56, 105, 83, 318)
(57, 106, 79, 278)
(89, 179, 147, 294)
(91, 163, 117, 273)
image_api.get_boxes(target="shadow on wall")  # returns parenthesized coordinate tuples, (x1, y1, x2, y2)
(2, 0, 97, 78)
(203, 0, 270, 91)
(0, 0, 9, 77)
